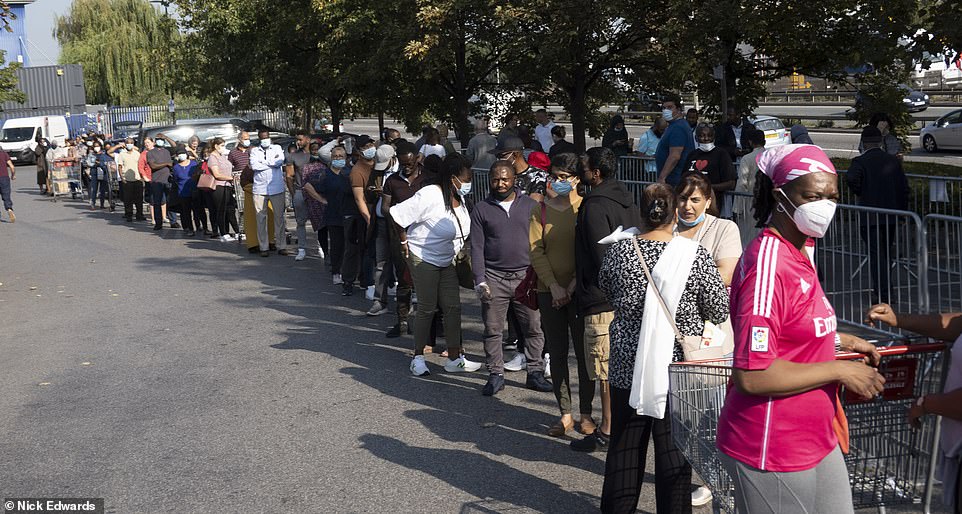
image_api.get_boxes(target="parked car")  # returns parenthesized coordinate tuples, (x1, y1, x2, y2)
(749, 115, 791, 147)
(920, 109, 962, 153)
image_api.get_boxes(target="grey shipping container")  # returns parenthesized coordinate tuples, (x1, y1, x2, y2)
(0, 64, 87, 116)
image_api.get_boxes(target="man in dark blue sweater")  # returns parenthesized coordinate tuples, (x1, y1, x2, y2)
(471, 160, 553, 396)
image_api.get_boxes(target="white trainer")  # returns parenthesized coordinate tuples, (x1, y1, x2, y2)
(366, 301, 389, 316)
(294, 249, 306, 261)
(365, 285, 376, 301)
(504, 353, 526, 372)
(318, 244, 325, 259)
(410, 356, 430, 376)
(332, 274, 343, 285)
(219, 234, 232, 242)
(691, 486, 713, 507)
(544, 353, 551, 378)
(444, 356, 482, 373)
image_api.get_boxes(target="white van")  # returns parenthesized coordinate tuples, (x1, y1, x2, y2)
(0, 116, 70, 164)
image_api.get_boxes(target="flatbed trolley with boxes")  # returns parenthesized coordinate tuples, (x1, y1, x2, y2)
(668, 341, 949, 513)
(48, 159, 84, 202)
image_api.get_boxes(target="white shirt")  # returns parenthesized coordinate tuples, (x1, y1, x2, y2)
(732, 125, 743, 150)
(534, 122, 556, 153)
(420, 144, 447, 160)
(249, 144, 287, 195)
(498, 199, 514, 217)
(390, 185, 470, 267)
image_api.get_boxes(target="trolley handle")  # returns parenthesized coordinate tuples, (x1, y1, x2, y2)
(835, 343, 947, 361)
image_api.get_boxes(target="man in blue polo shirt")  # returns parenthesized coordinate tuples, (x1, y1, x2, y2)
(655, 95, 695, 186)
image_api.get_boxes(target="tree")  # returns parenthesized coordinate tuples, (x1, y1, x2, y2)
(54, 0, 172, 105)
(509, 0, 669, 152)
(663, 0, 923, 120)
(402, 0, 532, 145)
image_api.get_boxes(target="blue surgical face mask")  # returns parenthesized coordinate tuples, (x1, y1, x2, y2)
(552, 179, 573, 196)
(662, 109, 674, 122)
(678, 210, 706, 227)
(331, 158, 347, 169)
(455, 177, 472, 197)
(260, 138, 272, 148)
(362, 147, 377, 160)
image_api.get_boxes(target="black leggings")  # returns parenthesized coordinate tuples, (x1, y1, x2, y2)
(213, 185, 239, 236)
(326, 224, 345, 274)
(602, 386, 692, 514)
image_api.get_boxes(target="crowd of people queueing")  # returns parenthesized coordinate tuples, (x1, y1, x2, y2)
(13, 98, 962, 514)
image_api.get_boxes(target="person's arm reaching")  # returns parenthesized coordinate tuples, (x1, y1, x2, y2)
(866, 304, 962, 342)
(658, 146, 683, 183)
(318, 139, 337, 166)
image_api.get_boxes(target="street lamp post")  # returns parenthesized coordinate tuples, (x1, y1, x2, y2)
(149, 0, 174, 123)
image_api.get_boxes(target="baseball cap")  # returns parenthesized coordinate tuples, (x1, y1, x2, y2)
(373, 144, 396, 171)
(490, 135, 525, 155)
(354, 135, 374, 148)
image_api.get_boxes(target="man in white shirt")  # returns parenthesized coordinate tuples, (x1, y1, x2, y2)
(250, 129, 289, 257)
(534, 109, 557, 154)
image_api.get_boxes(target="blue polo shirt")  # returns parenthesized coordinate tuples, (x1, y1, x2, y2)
(655, 118, 695, 186)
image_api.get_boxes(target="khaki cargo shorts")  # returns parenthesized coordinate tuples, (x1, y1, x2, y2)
(584, 311, 613, 381)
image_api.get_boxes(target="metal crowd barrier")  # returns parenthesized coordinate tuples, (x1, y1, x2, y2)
(818, 205, 928, 334)
(924, 214, 962, 314)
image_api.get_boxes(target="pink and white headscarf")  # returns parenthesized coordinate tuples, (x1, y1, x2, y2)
(756, 144, 836, 188)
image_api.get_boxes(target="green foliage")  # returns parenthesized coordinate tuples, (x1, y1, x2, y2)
(0, 53, 25, 104)
(848, 65, 914, 149)
(54, 0, 173, 105)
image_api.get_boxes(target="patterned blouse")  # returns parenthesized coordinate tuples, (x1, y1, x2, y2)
(600, 237, 730, 390)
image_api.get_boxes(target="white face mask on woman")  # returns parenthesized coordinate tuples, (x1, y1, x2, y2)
(777, 189, 837, 238)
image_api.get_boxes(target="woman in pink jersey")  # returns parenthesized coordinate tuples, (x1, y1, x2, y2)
(716, 144, 884, 513)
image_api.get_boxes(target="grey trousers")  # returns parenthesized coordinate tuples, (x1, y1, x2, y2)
(293, 189, 308, 250)
(481, 269, 545, 375)
(720, 446, 853, 514)
(254, 192, 287, 251)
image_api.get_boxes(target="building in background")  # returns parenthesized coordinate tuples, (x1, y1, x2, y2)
(0, 64, 89, 136)
(0, 1, 35, 66)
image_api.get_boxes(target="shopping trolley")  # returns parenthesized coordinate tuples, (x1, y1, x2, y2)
(669, 343, 949, 513)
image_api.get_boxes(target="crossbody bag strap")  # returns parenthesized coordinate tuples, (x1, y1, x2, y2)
(630, 237, 685, 342)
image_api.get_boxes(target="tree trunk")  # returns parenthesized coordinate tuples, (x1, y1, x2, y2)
(569, 81, 588, 153)
(377, 107, 385, 141)
(304, 99, 314, 132)
(328, 96, 343, 137)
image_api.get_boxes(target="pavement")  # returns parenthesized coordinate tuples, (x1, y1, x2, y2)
(0, 173, 948, 513)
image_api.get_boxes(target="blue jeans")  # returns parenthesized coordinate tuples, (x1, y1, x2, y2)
(90, 178, 109, 206)
(0, 176, 11, 210)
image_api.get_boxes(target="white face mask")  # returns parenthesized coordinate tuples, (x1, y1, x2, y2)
(662, 109, 674, 122)
(219, 147, 230, 156)
(698, 142, 715, 152)
(777, 190, 837, 238)
(177, 153, 188, 162)
(240, 139, 251, 147)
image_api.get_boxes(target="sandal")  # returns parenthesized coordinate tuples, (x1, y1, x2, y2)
(548, 417, 574, 438)
(577, 416, 597, 435)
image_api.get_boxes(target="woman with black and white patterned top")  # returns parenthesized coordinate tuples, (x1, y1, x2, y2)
(598, 183, 729, 514)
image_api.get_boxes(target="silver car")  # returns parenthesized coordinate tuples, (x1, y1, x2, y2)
(920, 109, 962, 153)
(749, 115, 791, 147)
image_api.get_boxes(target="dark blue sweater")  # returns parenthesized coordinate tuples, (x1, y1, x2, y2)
(469, 189, 537, 285)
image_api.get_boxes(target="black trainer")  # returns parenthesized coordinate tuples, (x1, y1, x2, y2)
(482, 374, 505, 396)
(571, 430, 610, 453)
(341, 285, 353, 297)
(526, 371, 553, 392)
(386, 322, 408, 338)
